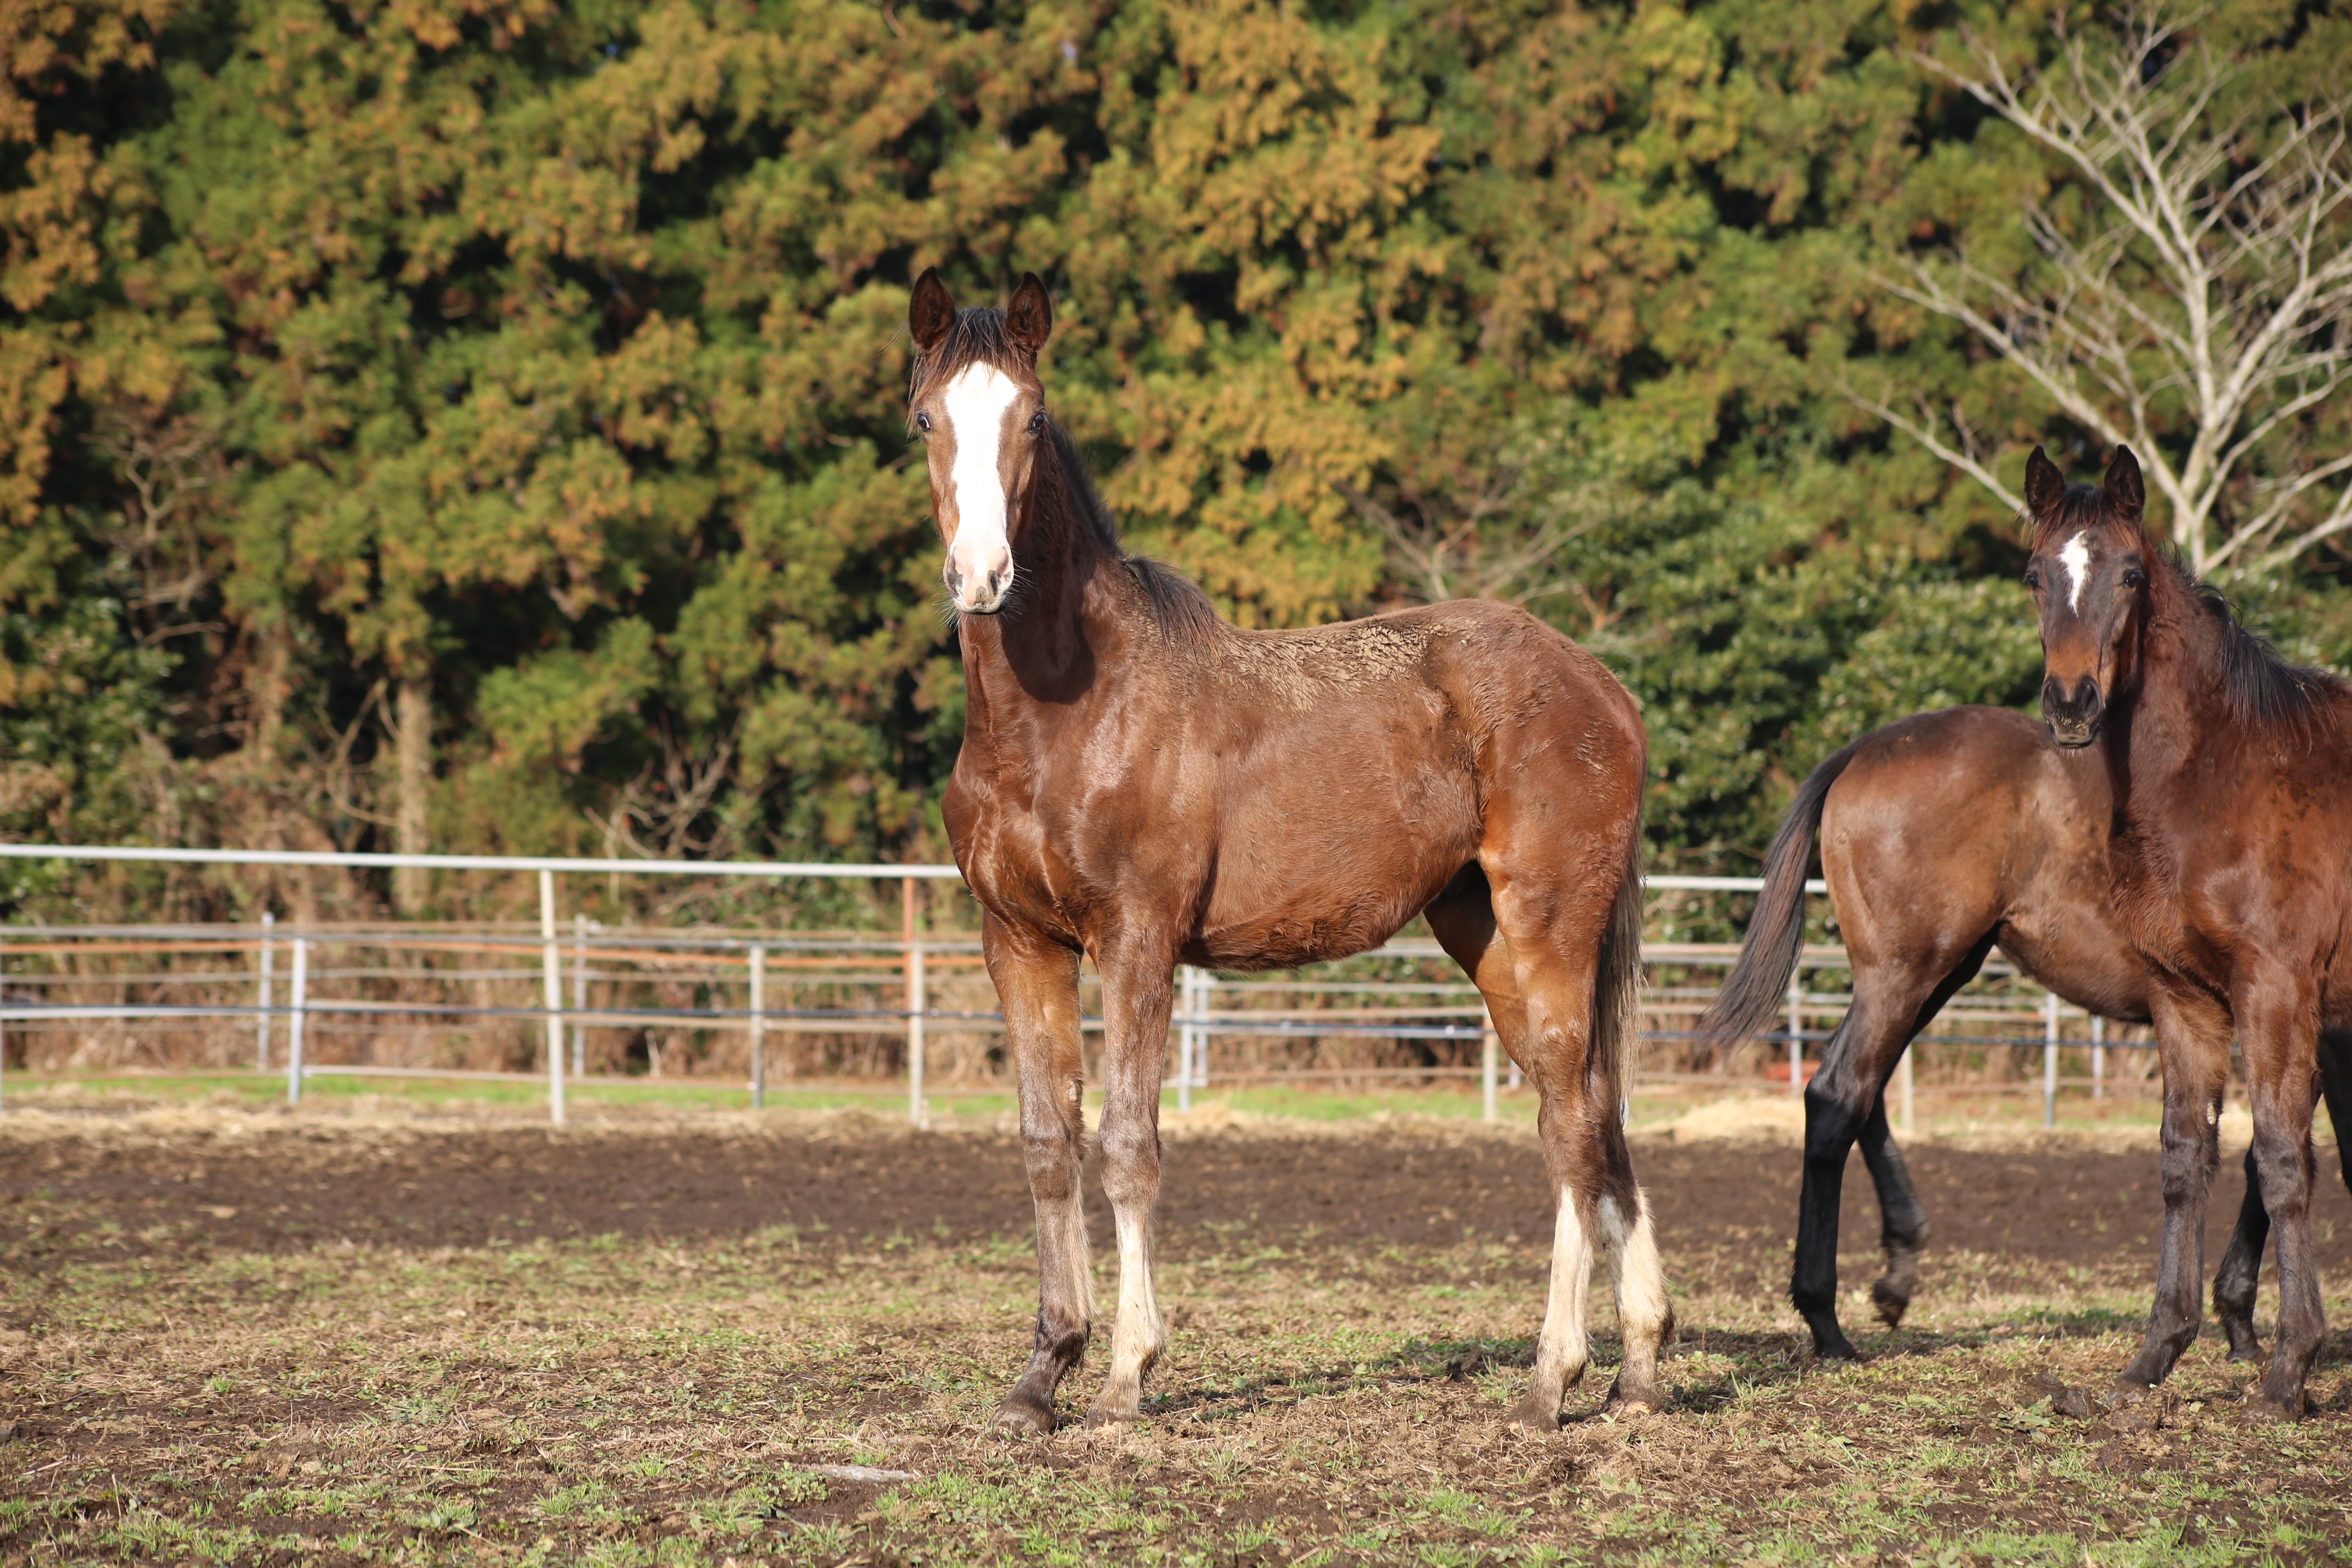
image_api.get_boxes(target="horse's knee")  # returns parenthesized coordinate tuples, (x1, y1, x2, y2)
(1020, 1119, 1084, 1199)
(1095, 1114, 1162, 1205)
(2250, 1129, 2315, 1209)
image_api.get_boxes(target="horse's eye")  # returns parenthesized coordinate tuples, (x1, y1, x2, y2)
(1028, 410, 1047, 434)
(2122, 568, 2146, 588)
(916, 412, 933, 433)
(2023, 569, 2041, 590)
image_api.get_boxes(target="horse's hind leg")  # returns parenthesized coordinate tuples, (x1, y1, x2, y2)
(2212, 1147, 2271, 1362)
(984, 915, 1093, 1433)
(1795, 947, 1980, 1360)
(1855, 1091, 1929, 1330)
(2320, 1027, 2352, 1201)
(1457, 858, 1667, 1429)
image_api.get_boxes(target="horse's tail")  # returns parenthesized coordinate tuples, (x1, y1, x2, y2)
(1694, 736, 1864, 1063)
(1595, 817, 1646, 1109)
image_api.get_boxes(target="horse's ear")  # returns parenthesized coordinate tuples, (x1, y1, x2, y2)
(2024, 446, 2066, 516)
(910, 267, 958, 354)
(2104, 445, 2145, 521)
(1007, 272, 1054, 356)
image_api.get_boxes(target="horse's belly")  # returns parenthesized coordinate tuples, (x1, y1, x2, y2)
(1189, 772, 1480, 969)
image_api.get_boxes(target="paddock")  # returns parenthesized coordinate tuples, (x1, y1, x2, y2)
(1, 1102, 2347, 1563)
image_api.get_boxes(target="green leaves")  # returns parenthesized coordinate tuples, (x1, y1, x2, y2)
(1, 0, 2343, 911)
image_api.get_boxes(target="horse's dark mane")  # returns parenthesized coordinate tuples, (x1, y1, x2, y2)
(2196, 583, 2336, 732)
(1048, 423, 1218, 646)
(2031, 481, 2340, 734)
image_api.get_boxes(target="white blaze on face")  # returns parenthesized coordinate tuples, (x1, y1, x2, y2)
(941, 364, 1022, 611)
(2059, 532, 2093, 615)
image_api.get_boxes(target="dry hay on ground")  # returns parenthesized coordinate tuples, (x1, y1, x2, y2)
(1, 1106, 2348, 1564)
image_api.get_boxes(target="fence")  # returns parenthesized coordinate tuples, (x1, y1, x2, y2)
(0, 844, 2149, 1128)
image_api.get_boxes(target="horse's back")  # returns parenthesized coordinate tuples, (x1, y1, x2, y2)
(1181, 600, 1641, 967)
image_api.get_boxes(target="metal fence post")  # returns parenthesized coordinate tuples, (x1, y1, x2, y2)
(1786, 970, 1804, 1095)
(1176, 964, 1196, 1113)
(904, 877, 926, 1130)
(540, 870, 566, 1128)
(1897, 1046, 1914, 1135)
(286, 938, 307, 1105)
(1481, 1023, 1499, 1123)
(571, 912, 589, 1078)
(2043, 988, 2060, 1128)
(256, 910, 274, 1070)
(750, 944, 767, 1110)
(2091, 1014, 2105, 1101)
(1192, 967, 1209, 1093)
(908, 940, 927, 1131)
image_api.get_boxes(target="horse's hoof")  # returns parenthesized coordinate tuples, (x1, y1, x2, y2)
(993, 1393, 1058, 1434)
(2243, 1394, 2301, 1425)
(1601, 1373, 1665, 1417)
(1505, 1397, 1560, 1432)
(1870, 1281, 1911, 1330)
(1080, 1401, 1139, 1429)
(1811, 1333, 1863, 1363)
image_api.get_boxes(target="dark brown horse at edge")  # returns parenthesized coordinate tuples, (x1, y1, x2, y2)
(2027, 443, 2352, 1420)
(1703, 705, 2352, 1363)
(909, 267, 1669, 1430)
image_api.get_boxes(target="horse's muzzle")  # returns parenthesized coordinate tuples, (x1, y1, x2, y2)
(946, 562, 1011, 615)
(2041, 675, 2104, 749)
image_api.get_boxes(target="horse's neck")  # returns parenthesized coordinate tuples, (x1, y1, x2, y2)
(2118, 570, 2233, 801)
(958, 453, 1129, 733)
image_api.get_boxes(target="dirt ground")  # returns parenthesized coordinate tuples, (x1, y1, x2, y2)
(3, 1103, 2350, 1563)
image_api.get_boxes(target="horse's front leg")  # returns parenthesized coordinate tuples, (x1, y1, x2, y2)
(2239, 976, 2325, 1421)
(2117, 981, 2231, 1390)
(1084, 941, 1178, 1426)
(984, 915, 1091, 1433)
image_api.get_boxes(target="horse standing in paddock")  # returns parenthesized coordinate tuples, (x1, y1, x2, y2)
(907, 268, 1667, 1432)
(1702, 706, 2149, 1359)
(1701, 706, 2352, 1362)
(2025, 444, 2352, 1419)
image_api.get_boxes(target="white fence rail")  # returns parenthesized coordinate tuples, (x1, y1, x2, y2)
(0, 843, 2134, 1128)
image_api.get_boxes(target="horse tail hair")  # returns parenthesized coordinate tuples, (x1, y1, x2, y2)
(1595, 815, 1646, 1111)
(1694, 735, 1864, 1063)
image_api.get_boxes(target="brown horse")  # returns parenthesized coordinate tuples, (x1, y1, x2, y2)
(2025, 443, 2352, 1419)
(1703, 706, 2147, 1359)
(1704, 705, 2352, 1362)
(909, 268, 1667, 1431)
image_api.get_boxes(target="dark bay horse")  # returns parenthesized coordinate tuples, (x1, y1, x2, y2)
(1702, 706, 2147, 1359)
(2025, 443, 2352, 1419)
(909, 268, 1667, 1431)
(1703, 705, 2350, 1362)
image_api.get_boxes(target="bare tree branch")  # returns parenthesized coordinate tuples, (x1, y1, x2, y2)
(1854, 2, 2352, 576)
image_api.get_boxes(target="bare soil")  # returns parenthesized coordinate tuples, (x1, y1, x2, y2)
(7, 1112, 2344, 1283)
(2, 1109, 2350, 1564)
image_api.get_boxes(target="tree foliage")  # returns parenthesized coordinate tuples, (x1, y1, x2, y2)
(1, 0, 2347, 922)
